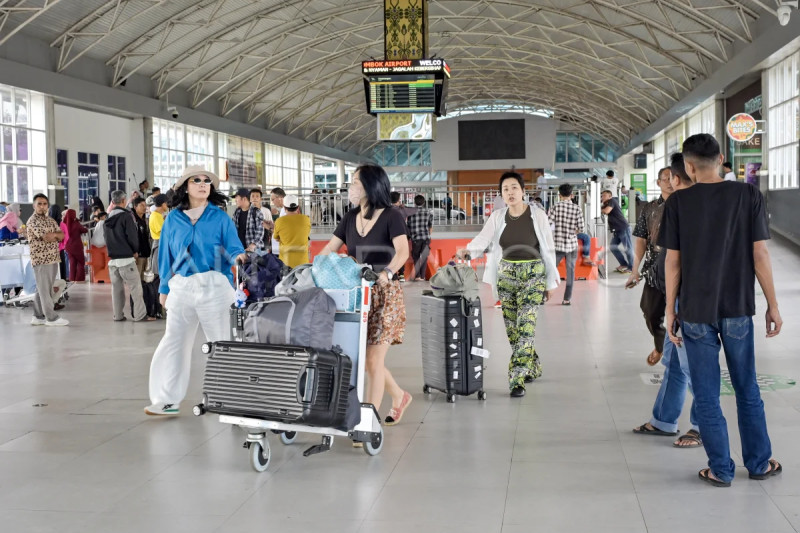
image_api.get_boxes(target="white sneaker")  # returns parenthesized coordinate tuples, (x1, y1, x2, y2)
(144, 403, 180, 416)
(45, 318, 69, 327)
(31, 317, 46, 326)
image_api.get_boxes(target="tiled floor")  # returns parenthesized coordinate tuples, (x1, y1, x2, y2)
(1, 236, 799, 532)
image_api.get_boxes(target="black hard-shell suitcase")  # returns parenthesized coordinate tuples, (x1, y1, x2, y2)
(420, 292, 487, 402)
(201, 341, 352, 428)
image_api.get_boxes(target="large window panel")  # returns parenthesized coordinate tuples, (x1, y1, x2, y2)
(567, 133, 580, 162)
(768, 52, 800, 190)
(0, 84, 47, 203)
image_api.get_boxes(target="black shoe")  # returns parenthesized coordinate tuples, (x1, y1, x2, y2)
(510, 387, 525, 398)
(524, 375, 535, 383)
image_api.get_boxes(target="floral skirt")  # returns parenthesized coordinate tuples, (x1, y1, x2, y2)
(367, 280, 406, 346)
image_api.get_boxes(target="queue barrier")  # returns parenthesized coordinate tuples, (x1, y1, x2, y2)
(556, 237, 604, 281)
(86, 245, 110, 283)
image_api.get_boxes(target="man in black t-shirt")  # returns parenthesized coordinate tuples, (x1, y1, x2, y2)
(600, 190, 633, 273)
(660, 134, 783, 487)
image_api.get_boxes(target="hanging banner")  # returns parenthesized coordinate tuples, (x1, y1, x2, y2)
(726, 113, 758, 143)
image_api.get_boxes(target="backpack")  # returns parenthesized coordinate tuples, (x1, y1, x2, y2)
(243, 253, 285, 302)
(429, 261, 481, 301)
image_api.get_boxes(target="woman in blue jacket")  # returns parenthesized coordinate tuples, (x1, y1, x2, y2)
(145, 166, 246, 416)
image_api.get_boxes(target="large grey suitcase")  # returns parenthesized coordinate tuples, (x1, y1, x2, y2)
(201, 341, 352, 428)
(420, 292, 487, 402)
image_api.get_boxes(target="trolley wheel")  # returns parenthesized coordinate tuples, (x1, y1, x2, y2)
(249, 441, 271, 473)
(280, 431, 297, 445)
(192, 404, 205, 416)
(423, 385, 431, 394)
(363, 425, 384, 457)
(446, 393, 456, 404)
(478, 391, 488, 401)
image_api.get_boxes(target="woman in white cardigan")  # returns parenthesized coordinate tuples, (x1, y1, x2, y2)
(458, 172, 559, 397)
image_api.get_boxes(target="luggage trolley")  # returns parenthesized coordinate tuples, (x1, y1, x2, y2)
(193, 274, 384, 473)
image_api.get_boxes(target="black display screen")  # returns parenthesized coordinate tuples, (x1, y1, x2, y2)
(458, 119, 526, 160)
(368, 75, 436, 113)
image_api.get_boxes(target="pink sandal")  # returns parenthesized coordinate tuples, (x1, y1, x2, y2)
(385, 391, 412, 426)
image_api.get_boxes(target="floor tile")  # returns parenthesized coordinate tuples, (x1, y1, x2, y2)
(503, 491, 645, 528)
(0, 510, 96, 533)
(637, 492, 794, 532)
(366, 486, 507, 524)
(82, 512, 229, 533)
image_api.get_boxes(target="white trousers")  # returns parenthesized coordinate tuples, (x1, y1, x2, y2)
(149, 271, 234, 405)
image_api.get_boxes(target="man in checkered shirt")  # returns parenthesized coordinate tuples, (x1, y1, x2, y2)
(548, 183, 585, 305)
(406, 194, 433, 281)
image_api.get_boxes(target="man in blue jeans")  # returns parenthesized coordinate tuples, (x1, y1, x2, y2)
(634, 154, 699, 448)
(601, 189, 633, 273)
(661, 134, 783, 487)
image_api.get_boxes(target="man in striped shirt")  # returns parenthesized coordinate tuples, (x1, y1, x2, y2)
(548, 183, 585, 305)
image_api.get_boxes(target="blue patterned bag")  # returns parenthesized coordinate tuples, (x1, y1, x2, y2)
(312, 254, 373, 311)
(312, 254, 363, 290)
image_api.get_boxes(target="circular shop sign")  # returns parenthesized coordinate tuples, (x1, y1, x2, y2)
(727, 113, 757, 142)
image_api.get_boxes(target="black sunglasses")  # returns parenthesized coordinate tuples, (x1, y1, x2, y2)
(190, 177, 212, 184)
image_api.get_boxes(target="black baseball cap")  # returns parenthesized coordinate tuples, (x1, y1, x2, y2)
(233, 187, 250, 198)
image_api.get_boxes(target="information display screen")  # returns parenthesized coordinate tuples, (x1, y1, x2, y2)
(369, 75, 436, 113)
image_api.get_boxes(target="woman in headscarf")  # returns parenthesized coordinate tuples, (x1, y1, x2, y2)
(0, 203, 22, 240)
(48, 204, 67, 279)
(62, 209, 87, 282)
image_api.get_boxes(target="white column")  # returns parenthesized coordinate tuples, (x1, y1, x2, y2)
(337, 160, 345, 188)
(143, 117, 154, 187)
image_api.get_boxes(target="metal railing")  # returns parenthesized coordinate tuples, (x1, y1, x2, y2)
(276, 185, 591, 229)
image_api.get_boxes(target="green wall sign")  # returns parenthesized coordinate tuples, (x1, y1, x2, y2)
(630, 173, 647, 201)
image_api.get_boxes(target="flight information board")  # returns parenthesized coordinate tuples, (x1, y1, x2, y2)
(368, 75, 436, 113)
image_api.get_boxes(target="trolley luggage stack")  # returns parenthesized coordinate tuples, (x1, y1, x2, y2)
(196, 273, 384, 472)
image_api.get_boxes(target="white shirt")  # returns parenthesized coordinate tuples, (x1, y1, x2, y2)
(724, 171, 737, 181)
(270, 207, 286, 254)
(601, 177, 619, 197)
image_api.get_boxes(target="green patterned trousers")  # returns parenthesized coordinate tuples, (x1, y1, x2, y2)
(497, 259, 547, 390)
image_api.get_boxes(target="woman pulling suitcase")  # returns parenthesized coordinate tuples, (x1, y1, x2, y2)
(144, 166, 247, 416)
(457, 172, 559, 398)
(317, 164, 413, 428)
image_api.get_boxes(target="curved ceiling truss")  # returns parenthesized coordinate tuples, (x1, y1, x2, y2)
(1, 0, 778, 154)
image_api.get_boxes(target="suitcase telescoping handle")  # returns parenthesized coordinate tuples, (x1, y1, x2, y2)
(296, 365, 316, 404)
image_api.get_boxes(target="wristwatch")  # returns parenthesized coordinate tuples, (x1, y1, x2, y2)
(382, 267, 394, 280)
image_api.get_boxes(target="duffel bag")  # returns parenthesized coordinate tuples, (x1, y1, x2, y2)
(243, 287, 336, 351)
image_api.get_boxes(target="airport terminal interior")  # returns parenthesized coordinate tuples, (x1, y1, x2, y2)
(2, 1, 800, 532)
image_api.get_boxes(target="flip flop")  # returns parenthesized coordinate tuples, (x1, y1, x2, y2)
(673, 430, 703, 448)
(749, 459, 782, 480)
(633, 423, 678, 436)
(647, 350, 663, 366)
(699, 468, 730, 487)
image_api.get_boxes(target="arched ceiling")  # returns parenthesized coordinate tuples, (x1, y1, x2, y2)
(0, 0, 780, 155)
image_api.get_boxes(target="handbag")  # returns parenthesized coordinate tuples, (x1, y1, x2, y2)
(312, 254, 366, 290)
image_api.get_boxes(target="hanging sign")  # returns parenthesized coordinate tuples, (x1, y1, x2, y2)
(727, 113, 758, 143)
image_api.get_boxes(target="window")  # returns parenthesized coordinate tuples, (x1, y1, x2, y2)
(0, 85, 47, 203)
(78, 152, 99, 218)
(108, 155, 126, 200)
(768, 53, 799, 190)
(567, 133, 580, 162)
(152, 119, 214, 191)
(555, 133, 566, 163)
(57, 149, 69, 205)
